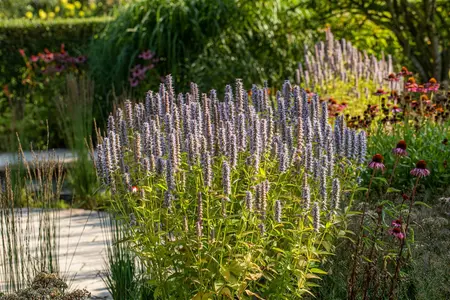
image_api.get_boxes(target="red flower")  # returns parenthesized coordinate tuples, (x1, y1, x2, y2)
(19, 49, 26, 57)
(131, 186, 139, 193)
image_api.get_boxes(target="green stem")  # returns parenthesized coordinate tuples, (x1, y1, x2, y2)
(388, 176, 420, 299)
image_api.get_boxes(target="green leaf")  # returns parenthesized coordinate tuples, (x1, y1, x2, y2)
(414, 201, 431, 208)
(386, 187, 401, 193)
(309, 268, 327, 275)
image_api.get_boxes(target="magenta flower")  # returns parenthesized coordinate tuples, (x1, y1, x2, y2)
(55, 65, 65, 73)
(75, 55, 87, 64)
(373, 88, 388, 96)
(139, 50, 154, 60)
(129, 78, 139, 87)
(43, 53, 54, 63)
(368, 154, 385, 170)
(389, 227, 405, 240)
(391, 218, 403, 228)
(425, 78, 439, 92)
(397, 66, 412, 77)
(410, 160, 431, 178)
(392, 140, 408, 156)
(30, 55, 39, 62)
(385, 73, 399, 82)
(392, 105, 402, 114)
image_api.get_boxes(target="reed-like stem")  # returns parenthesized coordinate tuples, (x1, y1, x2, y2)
(388, 176, 420, 299)
(348, 168, 377, 300)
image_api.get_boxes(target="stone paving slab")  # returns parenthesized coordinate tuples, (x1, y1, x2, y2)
(0, 209, 112, 299)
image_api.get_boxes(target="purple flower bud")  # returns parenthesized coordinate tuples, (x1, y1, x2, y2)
(320, 166, 327, 209)
(312, 202, 320, 232)
(123, 172, 131, 191)
(197, 192, 203, 224)
(201, 151, 213, 188)
(107, 114, 115, 134)
(164, 191, 173, 209)
(134, 132, 142, 163)
(331, 178, 340, 212)
(357, 131, 367, 164)
(124, 100, 133, 130)
(166, 159, 175, 191)
(222, 160, 231, 196)
(274, 200, 282, 223)
(245, 191, 253, 211)
(156, 157, 166, 176)
(302, 174, 311, 210)
(258, 223, 265, 236)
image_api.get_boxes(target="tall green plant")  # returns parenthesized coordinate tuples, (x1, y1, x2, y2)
(101, 214, 154, 300)
(0, 143, 64, 292)
(54, 75, 98, 208)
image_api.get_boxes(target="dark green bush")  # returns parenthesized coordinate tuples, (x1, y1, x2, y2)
(0, 17, 112, 151)
(0, 17, 113, 87)
(89, 0, 317, 98)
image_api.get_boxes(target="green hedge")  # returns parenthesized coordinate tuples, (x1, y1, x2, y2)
(0, 17, 113, 87)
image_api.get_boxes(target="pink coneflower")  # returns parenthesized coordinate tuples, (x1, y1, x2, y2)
(19, 49, 26, 57)
(413, 85, 426, 93)
(392, 105, 402, 114)
(55, 65, 65, 73)
(392, 140, 408, 156)
(389, 226, 405, 240)
(410, 100, 419, 108)
(425, 78, 440, 92)
(373, 88, 388, 96)
(368, 154, 385, 170)
(129, 78, 139, 87)
(139, 50, 154, 60)
(410, 160, 430, 177)
(385, 73, 399, 82)
(397, 66, 412, 77)
(405, 77, 418, 91)
(30, 55, 39, 62)
(75, 55, 87, 64)
(391, 218, 403, 227)
(43, 53, 54, 63)
(388, 90, 399, 100)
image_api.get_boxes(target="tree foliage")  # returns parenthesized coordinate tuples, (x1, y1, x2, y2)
(309, 0, 450, 84)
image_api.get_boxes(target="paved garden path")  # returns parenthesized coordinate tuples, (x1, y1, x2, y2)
(0, 209, 112, 299)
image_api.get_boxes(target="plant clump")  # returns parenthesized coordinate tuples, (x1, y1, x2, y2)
(0, 272, 91, 300)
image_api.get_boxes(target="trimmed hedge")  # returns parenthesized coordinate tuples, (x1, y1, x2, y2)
(0, 17, 113, 86)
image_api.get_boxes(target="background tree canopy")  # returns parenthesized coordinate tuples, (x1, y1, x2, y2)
(308, 0, 450, 84)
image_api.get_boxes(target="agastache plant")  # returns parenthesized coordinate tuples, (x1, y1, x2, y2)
(94, 75, 366, 299)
